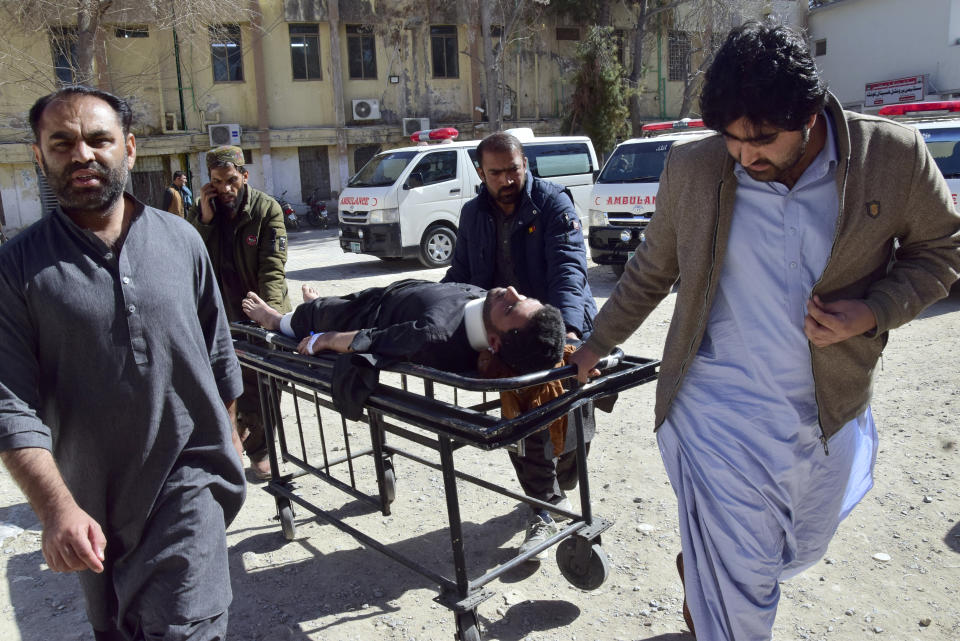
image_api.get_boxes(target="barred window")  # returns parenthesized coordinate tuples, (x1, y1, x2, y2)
(668, 31, 690, 82)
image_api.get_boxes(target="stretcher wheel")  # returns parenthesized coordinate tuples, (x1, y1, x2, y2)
(383, 467, 396, 505)
(278, 501, 296, 541)
(556, 538, 609, 590)
(455, 609, 481, 641)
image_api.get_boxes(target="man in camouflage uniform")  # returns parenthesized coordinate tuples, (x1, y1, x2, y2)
(187, 146, 291, 479)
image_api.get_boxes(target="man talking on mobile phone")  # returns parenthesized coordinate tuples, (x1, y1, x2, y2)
(186, 145, 291, 480)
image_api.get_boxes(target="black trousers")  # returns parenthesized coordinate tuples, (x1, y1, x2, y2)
(237, 367, 267, 460)
(508, 402, 595, 504)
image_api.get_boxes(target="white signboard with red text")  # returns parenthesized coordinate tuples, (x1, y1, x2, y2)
(865, 76, 925, 107)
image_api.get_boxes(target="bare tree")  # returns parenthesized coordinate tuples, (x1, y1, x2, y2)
(472, 0, 551, 132)
(0, 0, 259, 91)
(625, 0, 694, 134)
(675, 0, 763, 117)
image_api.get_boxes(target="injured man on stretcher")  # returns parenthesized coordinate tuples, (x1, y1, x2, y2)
(241, 278, 566, 375)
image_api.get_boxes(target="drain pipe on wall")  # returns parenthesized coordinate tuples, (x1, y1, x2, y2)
(250, 0, 274, 194)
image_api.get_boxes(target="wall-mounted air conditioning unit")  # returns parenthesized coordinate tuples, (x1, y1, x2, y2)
(402, 117, 430, 137)
(352, 98, 381, 121)
(208, 123, 241, 146)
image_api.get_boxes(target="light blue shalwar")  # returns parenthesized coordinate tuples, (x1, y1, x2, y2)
(656, 113, 879, 641)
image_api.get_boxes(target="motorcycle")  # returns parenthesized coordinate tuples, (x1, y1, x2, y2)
(304, 189, 331, 229)
(274, 190, 299, 231)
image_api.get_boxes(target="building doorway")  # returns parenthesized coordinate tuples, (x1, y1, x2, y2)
(298, 146, 331, 203)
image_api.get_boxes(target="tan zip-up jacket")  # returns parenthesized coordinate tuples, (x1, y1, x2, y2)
(585, 94, 960, 440)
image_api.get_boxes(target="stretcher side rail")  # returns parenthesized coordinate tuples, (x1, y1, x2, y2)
(230, 322, 632, 393)
(233, 337, 658, 450)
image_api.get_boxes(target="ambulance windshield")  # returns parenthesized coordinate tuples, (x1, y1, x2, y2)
(918, 127, 960, 178)
(596, 140, 675, 184)
(349, 150, 419, 187)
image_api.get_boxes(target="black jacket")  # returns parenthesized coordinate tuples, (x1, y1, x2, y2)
(290, 279, 484, 372)
(442, 171, 596, 337)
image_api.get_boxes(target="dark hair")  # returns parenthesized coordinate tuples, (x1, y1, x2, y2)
(476, 132, 524, 168)
(700, 22, 827, 133)
(173, 170, 186, 179)
(29, 85, 134, 140)
(498, 305, 565, 374)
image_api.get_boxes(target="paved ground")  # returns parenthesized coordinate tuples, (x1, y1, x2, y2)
(1, 225, 958, 641)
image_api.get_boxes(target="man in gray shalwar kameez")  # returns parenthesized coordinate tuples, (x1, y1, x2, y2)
(0, 87, 245, 640)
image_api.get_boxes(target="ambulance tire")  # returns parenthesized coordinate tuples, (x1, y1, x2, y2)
(419, 224, 456, 268)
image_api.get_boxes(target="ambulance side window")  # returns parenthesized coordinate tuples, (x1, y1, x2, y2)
(918, 126, 960, 178)
(409, 150, 459, 185)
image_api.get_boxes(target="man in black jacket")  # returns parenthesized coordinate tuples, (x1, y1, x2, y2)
(443, 132, 597, 559)
(241, 279, 565, 375)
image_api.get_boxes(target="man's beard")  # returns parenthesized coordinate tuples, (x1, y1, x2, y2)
(217, 184, 246, 216)
(43, 158, 127, 216)
(744, 126, 810, 184)
(492, 181, 522, 206)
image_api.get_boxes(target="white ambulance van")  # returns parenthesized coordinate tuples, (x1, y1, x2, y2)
(338, 127, 599, 268)
(878, 101, 960, 213)
(587, 119, 710, 276)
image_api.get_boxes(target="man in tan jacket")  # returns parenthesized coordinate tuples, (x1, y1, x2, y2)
(161, 170, 187, 216)
(572, 22, 960, 641)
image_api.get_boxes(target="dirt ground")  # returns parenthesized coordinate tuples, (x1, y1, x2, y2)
(1, 226, 958, 641)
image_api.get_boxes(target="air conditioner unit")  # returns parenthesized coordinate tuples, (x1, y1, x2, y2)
(402, 117, 430, 137)
(352, 98, 381, 121)
(208, 123, 241, 147)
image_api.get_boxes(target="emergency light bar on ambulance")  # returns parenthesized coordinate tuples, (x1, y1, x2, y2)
(641, 118, 705, 133)
(410, 127, 459, 143)
(878, 101, 960, 116)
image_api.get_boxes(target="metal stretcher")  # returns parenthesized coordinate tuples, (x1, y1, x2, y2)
(231, 323, 659, 641)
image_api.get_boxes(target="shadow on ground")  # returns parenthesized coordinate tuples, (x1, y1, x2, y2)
(225, 506, 588, 639)
(4, 502, 93, 641)
(945, 521, 960, 553)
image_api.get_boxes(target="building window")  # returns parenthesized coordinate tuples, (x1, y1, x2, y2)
(50, 27, 78, 85)
(556, 27, 580, 41)
(431, 25, 459, 79)
(210, 25, 243, 82)
(613, 29, 626, 66)
(668, 31, 690, 82)
(347, 24, 377, 79)
(814, 39, 827, 56)
(290, 24, 322, 80)
(115, 26, 149, 38)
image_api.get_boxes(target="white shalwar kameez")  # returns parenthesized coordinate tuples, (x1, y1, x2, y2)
(656, 113, 878, 641)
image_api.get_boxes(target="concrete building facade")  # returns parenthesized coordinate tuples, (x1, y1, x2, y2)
(0, 0, 799, 236)
(808, 0, 960, 111)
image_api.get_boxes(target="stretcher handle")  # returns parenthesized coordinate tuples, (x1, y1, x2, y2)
(594, 347, 624, 371)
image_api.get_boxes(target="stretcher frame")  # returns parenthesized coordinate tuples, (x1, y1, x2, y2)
(231, 323, 659, 640)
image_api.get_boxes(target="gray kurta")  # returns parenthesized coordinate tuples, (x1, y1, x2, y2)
(0, 196, 245, 634)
